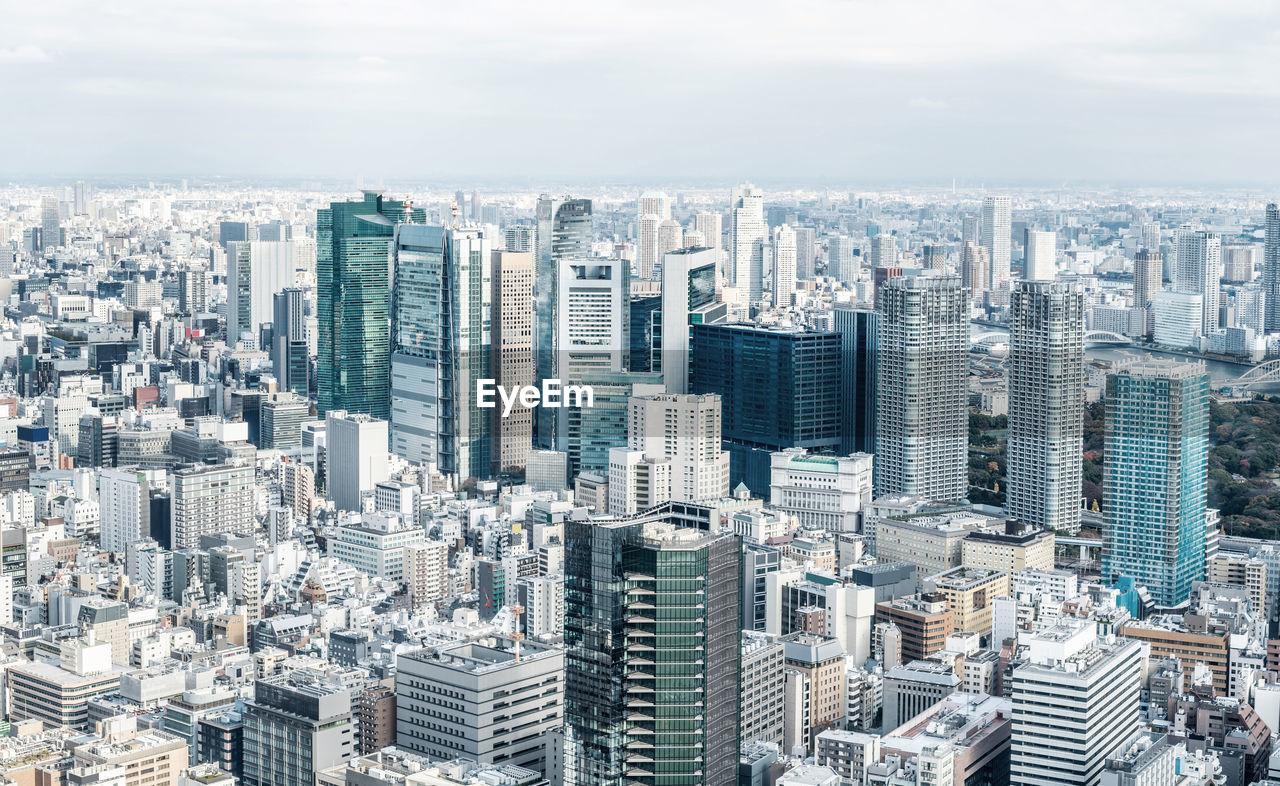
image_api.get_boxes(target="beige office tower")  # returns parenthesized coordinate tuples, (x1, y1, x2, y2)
(961, 242, 989, 304)
(405, 540, 450, 607)
(281, 461, 314, 521)
(695, 210, 723, 274)
(637, 213, 661, 280)
(491, 251, 535, 475)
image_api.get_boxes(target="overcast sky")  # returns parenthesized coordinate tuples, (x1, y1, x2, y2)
(4, 0, 1280, 185)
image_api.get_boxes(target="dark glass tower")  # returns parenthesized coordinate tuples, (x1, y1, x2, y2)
(272, 287, 309, 397)
(833, 305, 878, 456)
(689, 323, 842, 492)
(534, 196, 592, 447)
(565, 512, 741, 786)
(316, 191, 424, 419)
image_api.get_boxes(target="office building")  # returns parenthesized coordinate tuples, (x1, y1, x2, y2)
(659, 247, 722, 394)
(1173, 227, 1222, 339)
(272, 287, 309, 396)
(832, 305, 878, 455)
(961, 241, 989, 305)
(730, 183, 766, 300)
(390, 225, 493, 480)
(690, 323, 842, 493)
(555, 255, 628, 385)
(741, 632, 785, 748)
(923, 566, 1010, 638)
(981, 195, 1011, 289)
(330, 512, 425, 580)
(1222, 244, 1255, 282)
(7, 658, 120, 730)
(534, 196, 592, 448)
(637, 212, 661, 280)
(326, 410, 389, 513)
(769, 448, 873, 534)
(874, 275, 969, 500)
(99, 469, 151, 554)
(961, 522, 1055, 575)
(1007, 280, 1085, 533)
(260, 393, 309, 451)
(1150, 291, 1203, 349)
(226, 241, 295, 343)
(564, 513, 740, 786)
(41, 193, 61, 249)
(396, 638, 563, 774)
(773, 224, 798, 307)
(874, 594, 954, 663)
(881, 660, 961, 731)
(1100, 362, 1209, 606)
(1009, 625, 1143, 786)
(242, 674, 355, 786)
(608, 393, 729, 515)
(171, 463, 255, 549)
(695, 210, 723, 273)
(317, 191, 423, 419)
(491, 250, 535, 475)
(782, 633, 847, 752)
(828, 234, 856, 285)
(1023, 230, 1056, 280)
(565, 370, 664, 477)
(72, 727, 189, 786)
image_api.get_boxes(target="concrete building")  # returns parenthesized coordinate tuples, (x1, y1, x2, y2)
(923, 567, 1010, 640)
(769, 449, 873, 534)
(741, 632, 785, 748)
(881, 660, 962, 731)
(242, 673, 355, 786)
(782, 633, 847, 752)
(329, 512, 425, 580)
(607, 394, 729, 515)
(396, 637, 564, 775)
(171, 463, 255, 549)
(961, 522, 1055, 575)
(491, 250, 535, 475)
(325, 410, 389, 513)
(875, 594, 954, 663)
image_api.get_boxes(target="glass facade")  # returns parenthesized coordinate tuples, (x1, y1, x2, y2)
(317, 191, 424, 419)
(1101, 362, 1209, 606)
(535, 197, 592, 448)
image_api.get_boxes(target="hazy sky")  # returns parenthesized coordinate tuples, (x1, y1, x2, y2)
(5, 0, 1280, 185)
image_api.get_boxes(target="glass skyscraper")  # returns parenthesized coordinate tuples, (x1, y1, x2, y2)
(564, 511, 740, 786)
(833, 305, 878, 456)
(689, 323, 842, 493)
(317, 191, 423, 419)
(534, 196, 592, 448)
(1100, 361, 1209, 606)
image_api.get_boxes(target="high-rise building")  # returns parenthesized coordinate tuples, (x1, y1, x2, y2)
(659, 247, 722, 393)
(554, 257, 628, 454)
(317, 191, 424, 419)
(226, 241, 295, 344)
(178, 267, 209, 315)
(1133, 249, 1163, 311)
(833, 306, 878, 455)
(980, 195, 1011, 290)
(41, 194, 60, 251)
(607, 393, 730, 515)
(242, 674, 354, 786)
(922, 243, 946, 273)
(960, 241, 989, 304)
(658, 218, 683, 264)
(773, 224, 797, 307)
(695, 210, 724, 275)
(794, 226, 817, 281)
(504, 224, 535, 252)
(325, 410, 390, 513)
(390, 225, 494, 481)
(640, 190, 671, 220)
(99, 469, 150, 554)
(1009, 624, 1142, 786)
(637, 213, 661, 280)
(267, 289, 307, 396)
(1100, 361, 1209, 606)
(730, 183, 766, 301)
(690, 323, 842, 493)
(565, 512, 741, 786)
(1222, 244, 1256, 283)
(1007, 280, 1085, 533)
(171, 463, 255, 549)
(1265, 203, 1280, 332)
(828, 235, 856, 285)
(874, 275, 969, 501)
(870, 234, 897, 269)
(491, 250, 534, 476)
(769, 448, 873, 534)
(1023, 230, 1056, 281)
(396, 639, 564, 775)
(1173, 227, 1222, 339)
(534, 196, 592, 448)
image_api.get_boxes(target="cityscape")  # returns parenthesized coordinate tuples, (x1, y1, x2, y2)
(6, 4, 1280, 786)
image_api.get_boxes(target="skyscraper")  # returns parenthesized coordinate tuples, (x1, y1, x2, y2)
(828, 234, 856, 285)
(565, 512, 740, 786)
(658, 218, 683, 262)
(1133, 249, 1163, 309)
(608, 394, 730, 515)
(637, 213, 661, 280)
(660, 247, 722, 394)
(980, 195, 1011, 290)
(390, 225, 494, 481)
(1007, 280, 1085, 533)
(1264, 203, 1280, 331)
(226, 241, 295, 345)
(773, 224, 797, 307)
(794, 225, 817, 281)
(922, 243, 946, 273)
(1173, 227, 1222, 339)
(695, 210, 724, 275)
(1023, 230, 1056, 281)
(1100, 361, 1209, 606)
(639, 190, 671, 220)
(833, 305, 878, 456)
(870, 234, 897, 269)
(535, 196, 592, 448)
(272, 288, 309, 397)
(41, 194, 60, 251)
(874, 275, 969, 501)
(326, 410, 390, 514)
(491, 250, 534, 476)
(317, 191, 423, 419)
(960, 241, 989, 305)
(730, 183, 765, 301)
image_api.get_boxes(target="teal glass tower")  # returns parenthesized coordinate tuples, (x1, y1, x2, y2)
(565, 512, 741, 786)
(1100, 361, 1209, 607)
(317, 191, 424, 419)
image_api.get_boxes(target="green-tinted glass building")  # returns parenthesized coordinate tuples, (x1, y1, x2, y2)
(565, 509, 741, 786)
(317, 191, 424, 419)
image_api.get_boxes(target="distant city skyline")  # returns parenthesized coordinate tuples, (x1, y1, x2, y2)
(4, 1, 1280, 184)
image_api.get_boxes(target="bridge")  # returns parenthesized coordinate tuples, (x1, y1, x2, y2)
(1218, 357, 1280, 390)
(973, 330, 1131, 346)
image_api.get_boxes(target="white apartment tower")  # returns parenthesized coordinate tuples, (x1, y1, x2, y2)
(730, 183, 766, 301)
(1007, 280, 1085, 533)
(98, 469, 150, 554)
(1024, 230, 1056, 281)
(694, 211, 723, 273)
(773, 224, 798, 307)
(637, 213, 661, 280)
(1174, 227, 1222, 339)
(981, 195, 1012, 290)
(874, 275, 970, 501)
